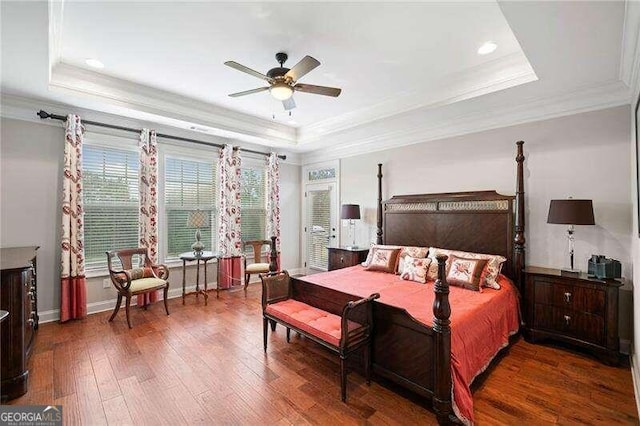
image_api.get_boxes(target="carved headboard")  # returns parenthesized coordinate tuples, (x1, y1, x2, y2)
(382, 191, 516, 279)
(375, 141, 526, 289)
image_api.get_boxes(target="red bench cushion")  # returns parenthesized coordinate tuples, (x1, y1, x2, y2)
(266, 299, 360, 347)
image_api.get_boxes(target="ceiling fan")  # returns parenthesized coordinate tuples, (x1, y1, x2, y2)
(224, 52, 342, 111)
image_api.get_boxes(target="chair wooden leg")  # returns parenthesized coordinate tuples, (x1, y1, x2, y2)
(163, 286, 170, 316)
(263, 317, 269, 352)
(125, 295, 133, 329)
(270, 319, 277, 332)
(109, 294, 122, 322)
(340, 355, 347, 402)
(244, 273, 250, 292)
(286, 327, 291, 343)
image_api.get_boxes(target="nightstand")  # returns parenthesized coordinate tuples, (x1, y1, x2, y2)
(328, 247, 369, 271)
(523, 266, 623, 365)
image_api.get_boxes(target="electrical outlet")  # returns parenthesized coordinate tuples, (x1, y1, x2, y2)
(102, 278, 111, 289)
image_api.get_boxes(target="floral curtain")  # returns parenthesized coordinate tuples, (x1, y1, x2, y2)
(60, 114, 87, 322)
(218, 145, 243, 288)
(137, 129, 159, 306)
(266, 153, 281, 269)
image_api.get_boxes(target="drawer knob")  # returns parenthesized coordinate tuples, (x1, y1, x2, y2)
(340, 257, 344, 263)
(563, 315, 571, 326)
(564, 292, 572, 303)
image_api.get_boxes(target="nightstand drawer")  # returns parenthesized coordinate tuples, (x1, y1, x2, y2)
(533, 304, 604, 346)
(532, 278, 605, 315)
(328, 248, 369, 271)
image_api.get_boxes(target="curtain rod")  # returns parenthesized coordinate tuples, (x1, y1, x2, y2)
(36, 110, 286, 160)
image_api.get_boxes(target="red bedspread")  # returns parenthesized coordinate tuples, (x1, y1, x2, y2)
(300, 265, 520, 425)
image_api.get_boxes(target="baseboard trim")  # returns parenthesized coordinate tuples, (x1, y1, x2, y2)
(630, 352, 640, 419)
(621, 339, 632, 356)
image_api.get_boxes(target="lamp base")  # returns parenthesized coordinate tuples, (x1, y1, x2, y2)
(345, 245, 359, 250)
(560, 268, 581, 277)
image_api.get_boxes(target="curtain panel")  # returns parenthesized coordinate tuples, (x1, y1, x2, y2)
(60, 114, 87, 322)
(137, 129, 159, 306)
(218, 145, 243, 288)
(266, 153, 281, 267)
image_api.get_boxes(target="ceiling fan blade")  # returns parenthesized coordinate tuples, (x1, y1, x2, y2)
(228, 87, 270, 97)
(224, 61, 274, 83)
(294, 83, 341, 97)
(285, 56, 320, 82)
(283, 98, 296, 111)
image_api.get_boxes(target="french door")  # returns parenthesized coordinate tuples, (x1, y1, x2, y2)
(305, 182, 337, 272)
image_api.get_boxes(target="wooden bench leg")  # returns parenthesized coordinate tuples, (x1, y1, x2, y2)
(263, 317, 269, 352)
(340, 354, 347, 402)
(286, 327, 291, 343)
(365, 345, 371, 385)
(270, 319, 277, 332)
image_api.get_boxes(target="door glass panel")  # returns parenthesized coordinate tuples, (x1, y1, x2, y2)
(307, 189, 331, 270)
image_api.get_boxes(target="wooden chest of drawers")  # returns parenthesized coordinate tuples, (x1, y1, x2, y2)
(328, 247, 369, 271)
(523, 266, 622, 365)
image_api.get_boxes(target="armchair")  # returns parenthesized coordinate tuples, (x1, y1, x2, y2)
(106, 248, 170, 328)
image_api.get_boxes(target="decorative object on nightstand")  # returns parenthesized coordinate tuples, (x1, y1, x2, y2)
(523, 266, 622, 365)
(328, 247, 369, 271)
(547, 198, 595, 275)
(588, 255, 622, 280)
(341, 204, 361, 249)
(187, 210, 209, 256)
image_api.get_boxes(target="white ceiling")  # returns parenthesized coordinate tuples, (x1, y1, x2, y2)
(0, 1, 637, 159)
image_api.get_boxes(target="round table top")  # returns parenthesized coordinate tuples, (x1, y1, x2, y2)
(179, 251, 218, 261)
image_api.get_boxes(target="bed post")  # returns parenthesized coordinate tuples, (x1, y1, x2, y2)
(376, 163, 383, 244)
(514, 141, 526, 292)
(269, 236, 278, 272)
(432, 254, 455, 424)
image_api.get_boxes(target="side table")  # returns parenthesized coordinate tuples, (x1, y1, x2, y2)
(179, 251, 218, 305)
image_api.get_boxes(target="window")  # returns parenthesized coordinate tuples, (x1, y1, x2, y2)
(83, 144, 139, 270)
(165, 156, 216, 259)
(240, 165, 266, 245)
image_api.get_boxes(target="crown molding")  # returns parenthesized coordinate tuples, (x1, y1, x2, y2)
(621, 0, 640, 96)
(300, 79, 631, 165)
(298, 52, 537, 144)
(49, 62, 297, 147)
(0, 92, 302, 164)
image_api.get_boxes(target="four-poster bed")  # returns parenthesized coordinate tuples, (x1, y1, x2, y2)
(291, 141, 526, 424)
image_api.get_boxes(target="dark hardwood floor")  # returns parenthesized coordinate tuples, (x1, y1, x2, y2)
(10, 283, 639, 425)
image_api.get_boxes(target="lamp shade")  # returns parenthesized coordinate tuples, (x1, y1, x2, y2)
(547, 199, 595, 225)
(341, 204, 361, 220)
(187, 210, 209, 228)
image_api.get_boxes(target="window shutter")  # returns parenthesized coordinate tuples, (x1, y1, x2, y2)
(307, 189, 331, 270)
(165, 157, 216, 258)
(240, 167, 266, 246)
(83, 145, 139, 270)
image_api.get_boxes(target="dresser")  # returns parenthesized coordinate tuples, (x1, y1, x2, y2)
(523, 266, 622, 365)
(328, 247, 369, 271)
(1, 246, 39, 401)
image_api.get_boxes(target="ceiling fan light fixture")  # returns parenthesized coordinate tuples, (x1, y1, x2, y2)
(270, 82, 293, 100)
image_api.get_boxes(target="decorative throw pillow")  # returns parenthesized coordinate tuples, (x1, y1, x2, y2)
(446, 255, 488, 291)
(118, 267, 155, 284)
(396, 246, 429, 275)
(429, 247, 506, 289)
(364, 247, 402, 273)
(361, 244, 401, 267)
(400, 256, 432, 284)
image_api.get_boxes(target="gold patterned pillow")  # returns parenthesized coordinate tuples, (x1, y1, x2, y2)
(429, 247, 506, 289)
(364, 247, 402, 273)
(446, 255, 488, 291)
(400, 256, 432, 284)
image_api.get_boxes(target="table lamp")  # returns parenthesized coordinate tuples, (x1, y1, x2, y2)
(341, 204, 361, 249)
(187, 209, 209, 256)
(547, 199, 595, 274)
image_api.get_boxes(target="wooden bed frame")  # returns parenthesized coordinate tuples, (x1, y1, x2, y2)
(292, 141, 526, 424)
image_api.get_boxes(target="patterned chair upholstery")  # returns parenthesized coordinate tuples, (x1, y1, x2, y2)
(106, 248, 170, 329)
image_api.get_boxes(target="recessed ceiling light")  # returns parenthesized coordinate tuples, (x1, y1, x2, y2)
(477, 42, 497, 55)
(85, 58, 104, 69)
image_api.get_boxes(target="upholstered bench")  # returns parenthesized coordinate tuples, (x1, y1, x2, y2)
(261, 270, 379, 402)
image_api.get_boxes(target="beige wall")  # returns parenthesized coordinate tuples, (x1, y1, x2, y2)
(0, 117, 301, 320)
(339, 105, 633, 341)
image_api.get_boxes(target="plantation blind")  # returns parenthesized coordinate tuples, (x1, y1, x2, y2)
(83, 144, 139, 270)
(240, 166, 266, 248)
(165, 156, 216, 259)
(307, 189, 331, 270)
